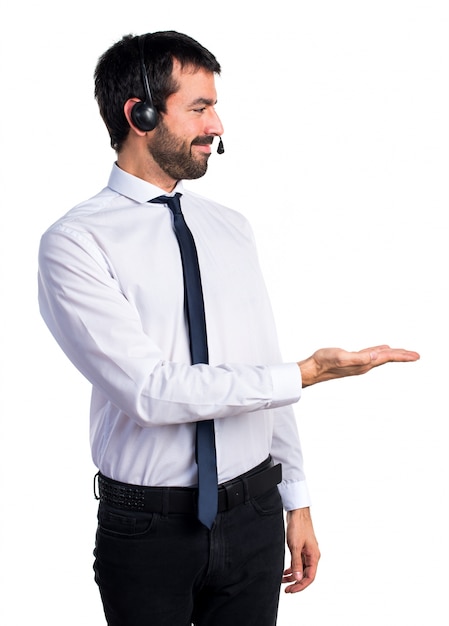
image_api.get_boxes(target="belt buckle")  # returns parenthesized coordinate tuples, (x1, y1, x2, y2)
(223, 479, 245, 509)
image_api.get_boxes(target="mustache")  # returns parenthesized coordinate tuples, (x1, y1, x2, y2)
(191, 136, 215, 146)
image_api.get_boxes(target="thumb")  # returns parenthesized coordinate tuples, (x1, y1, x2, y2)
(291, 553, 304, 582)
(292, 569, 303, 582)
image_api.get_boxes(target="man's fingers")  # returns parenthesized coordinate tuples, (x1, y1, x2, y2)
(283, 567, 316, 593)
(337, 346, 420, 367)
(368, 347, 421, 364)
(282, 567, 303, 584)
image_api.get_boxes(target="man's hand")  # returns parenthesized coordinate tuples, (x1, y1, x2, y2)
(282, 507, 320, 593)
(298, 345, 420, 388)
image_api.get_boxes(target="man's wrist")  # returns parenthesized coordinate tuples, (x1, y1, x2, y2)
(286, 506, 312, 522)
(297, 358, 316, 388)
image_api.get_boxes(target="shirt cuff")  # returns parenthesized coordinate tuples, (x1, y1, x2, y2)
(268, 362, 302, 405)
(278, 479, 311, 511)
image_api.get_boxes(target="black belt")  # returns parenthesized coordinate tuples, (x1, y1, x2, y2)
(95, 457, 282, 515)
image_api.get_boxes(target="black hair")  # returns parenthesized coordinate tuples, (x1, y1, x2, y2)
(94, 31, 221, 152)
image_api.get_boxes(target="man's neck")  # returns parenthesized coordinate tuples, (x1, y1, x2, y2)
(117, 147, 177, 193)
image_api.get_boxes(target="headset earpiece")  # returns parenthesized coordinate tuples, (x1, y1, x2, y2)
(131, 35, 159, 132)
(131, 99, 158, 131)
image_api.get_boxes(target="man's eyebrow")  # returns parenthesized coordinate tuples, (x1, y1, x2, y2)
(189, 97, 217, 106)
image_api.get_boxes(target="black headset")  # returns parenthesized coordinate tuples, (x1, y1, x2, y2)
(130, 35, 159, 132)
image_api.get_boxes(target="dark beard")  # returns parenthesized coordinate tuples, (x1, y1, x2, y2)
(149, 122, 211, 180)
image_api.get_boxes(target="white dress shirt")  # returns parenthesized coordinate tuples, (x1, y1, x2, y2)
(38, 163, 310, 510)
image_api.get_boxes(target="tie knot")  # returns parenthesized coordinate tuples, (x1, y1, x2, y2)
(149, 193, 182, 215)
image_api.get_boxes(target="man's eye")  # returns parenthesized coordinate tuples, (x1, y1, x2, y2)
(193, 107, 206, 113)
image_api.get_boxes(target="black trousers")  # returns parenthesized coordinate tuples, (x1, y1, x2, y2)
(93, 485, 285, 626)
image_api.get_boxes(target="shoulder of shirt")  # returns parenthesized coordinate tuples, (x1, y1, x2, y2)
(41, 185, 123, 237)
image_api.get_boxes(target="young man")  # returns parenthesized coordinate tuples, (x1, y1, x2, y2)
(38, 31, 419, 626)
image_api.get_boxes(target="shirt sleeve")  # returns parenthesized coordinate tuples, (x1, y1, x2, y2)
(268, 362, 302, 404)
(38, 225, 302, 428)
(270, 403, 312, 510)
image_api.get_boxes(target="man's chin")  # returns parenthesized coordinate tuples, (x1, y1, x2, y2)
(185, 164, 208, 180)
(187, 155, 209, 179)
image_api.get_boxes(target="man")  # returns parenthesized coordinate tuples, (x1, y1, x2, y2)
(38, 31, 419, 626)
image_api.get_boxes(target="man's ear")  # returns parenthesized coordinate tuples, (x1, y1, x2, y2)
(123, 98, 148, 136)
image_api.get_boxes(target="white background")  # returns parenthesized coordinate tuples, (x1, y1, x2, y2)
(1, 1, 448, 624)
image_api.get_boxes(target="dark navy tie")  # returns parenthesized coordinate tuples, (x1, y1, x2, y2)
(150, 193, 218, 529)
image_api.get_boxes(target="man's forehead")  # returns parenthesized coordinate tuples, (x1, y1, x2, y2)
(169, 61, 217, 101)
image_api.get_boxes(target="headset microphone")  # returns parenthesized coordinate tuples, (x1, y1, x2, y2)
(217, 137, 224, 154)
(131, 35, 159, 132)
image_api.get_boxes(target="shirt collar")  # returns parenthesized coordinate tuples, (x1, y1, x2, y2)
(107, 162, 185, 203)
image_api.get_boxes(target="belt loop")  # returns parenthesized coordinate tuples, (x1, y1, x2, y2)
(161, 489, 169, 517)
(93, 472, 100, 500)
(242, 477, 250, 503)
